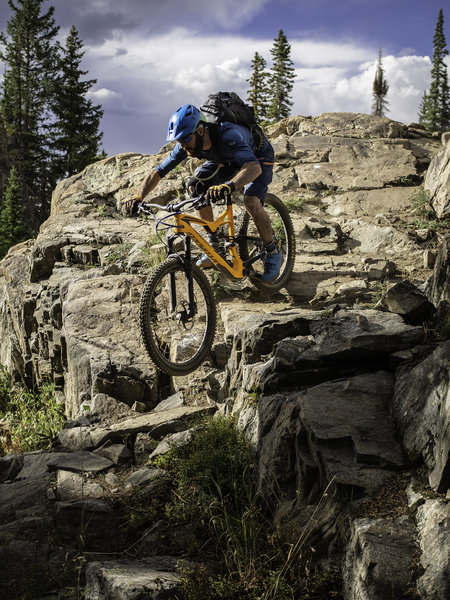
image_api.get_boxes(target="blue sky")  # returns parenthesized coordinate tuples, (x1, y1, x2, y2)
(0, 0, 448, 156)
(239, 0, 440, 56)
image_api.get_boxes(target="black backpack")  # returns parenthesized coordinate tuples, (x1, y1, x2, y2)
(200, 91, 265, 152)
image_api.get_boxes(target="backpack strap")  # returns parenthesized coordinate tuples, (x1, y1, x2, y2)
(206, 122, 220, 148)
(250, 124, 265, 153)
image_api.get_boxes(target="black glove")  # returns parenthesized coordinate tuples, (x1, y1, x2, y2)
(124, 195, 142, 216)
(206, 181, 235, 203)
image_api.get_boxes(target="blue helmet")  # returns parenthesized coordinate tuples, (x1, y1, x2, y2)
(166, 104, 206, 142)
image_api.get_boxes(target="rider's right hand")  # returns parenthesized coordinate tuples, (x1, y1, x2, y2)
(124, 195, 142, 216)
(206, 181, 236, 203)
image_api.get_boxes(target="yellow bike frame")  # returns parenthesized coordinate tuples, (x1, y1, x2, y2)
(173, 203, 245, 279)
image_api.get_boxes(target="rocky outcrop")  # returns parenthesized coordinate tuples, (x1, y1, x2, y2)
(0, 113, 449, 599)
(344, 517, 417, 600)
(0, 113, 443, 414)
(424, 135, 450, 217)
(0, 399, 209, 599)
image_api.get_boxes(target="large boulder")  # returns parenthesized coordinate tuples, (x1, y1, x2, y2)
(424, 138, 450, 217)
(392, 341, 450, 493)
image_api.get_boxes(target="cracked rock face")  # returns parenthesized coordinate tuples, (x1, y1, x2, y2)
(0, 112, 449, 600)
(0, 112, 443, 419)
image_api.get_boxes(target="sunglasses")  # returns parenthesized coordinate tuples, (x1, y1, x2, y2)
(179, 125, 202, 145)
(179, 134, 193, 144)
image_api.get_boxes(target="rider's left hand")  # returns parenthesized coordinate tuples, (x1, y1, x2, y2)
(206, 181, 235, 203)
(123, 195, 142, 216)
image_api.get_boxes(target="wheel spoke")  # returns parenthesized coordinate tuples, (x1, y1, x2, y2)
(139, 258, 216, 375)
(237, 193, 296, 291)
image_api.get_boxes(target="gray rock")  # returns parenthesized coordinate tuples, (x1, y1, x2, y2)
(254, 372, 404, 501)
(344, 517, 417, 600)
(123, 468, 166, 488)
(379, 280, 435, 324)
(392, 342, 450, 493)
(58, 405, 211, 450)
(47, 451, 113, 474)
(94, 443, 132, 465)
(425, 233, 450, 319)
(0, 454, 23, 483)
(15, 451, 71, 479)
(294, 138, 417, 191)
(56, 470, 105, 501)
(229, 308, 424, 394)
(0, 475, 53, 522)
(61, 272, 157, 418)
(84, 556, 180, 600)
(153, 391, 185, 412)
(425, 138, 450, 217)
(149, 430, 193, 459)
(416, 499, 450, 600)
(267, 112, 408, 140)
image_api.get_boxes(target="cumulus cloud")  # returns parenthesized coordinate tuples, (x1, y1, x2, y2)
(290, 40, 375, 67)
(174, 58, 249, 93)
(88, 88, 121, 101)
(74, 27, 437, 154)
(0, 0, 441, 157)
(291, 54, 433, 123)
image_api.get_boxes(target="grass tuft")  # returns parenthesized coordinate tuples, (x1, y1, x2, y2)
(0, 368, 65, 455)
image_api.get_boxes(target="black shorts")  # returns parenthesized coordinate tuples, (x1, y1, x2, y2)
(188, 156, 274, 204)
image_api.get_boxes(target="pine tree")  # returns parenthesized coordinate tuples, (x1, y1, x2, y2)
(0, 0, 60, 230)
(419, 9, 450, 132)
(0, 166, 30, 259)
(50, 25, 104, 180)
(372, 48, 389, 117)
(247, 52, 270, 122)
(267, 30, 296, 122)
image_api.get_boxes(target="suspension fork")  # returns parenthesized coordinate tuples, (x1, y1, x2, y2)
(184, 236, 197, 318)
(166, 234, 197, 319)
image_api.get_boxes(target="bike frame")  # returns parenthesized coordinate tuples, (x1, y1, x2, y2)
(142, 195, 265, 324)
(171, 195, 245, 280)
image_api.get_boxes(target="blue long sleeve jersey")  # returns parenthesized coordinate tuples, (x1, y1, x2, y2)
(155, 122, 272, 178)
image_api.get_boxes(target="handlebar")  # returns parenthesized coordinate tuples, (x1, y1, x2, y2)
(137, 195, 211, 215)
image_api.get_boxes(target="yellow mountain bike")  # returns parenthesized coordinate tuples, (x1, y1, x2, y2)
(136, 192, 295, 376)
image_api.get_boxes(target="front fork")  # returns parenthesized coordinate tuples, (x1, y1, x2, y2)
(167, 234, 197, 322)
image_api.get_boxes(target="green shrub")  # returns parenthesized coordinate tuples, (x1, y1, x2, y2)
(158, 415, 257, 512)
(0, 368, 65, 454)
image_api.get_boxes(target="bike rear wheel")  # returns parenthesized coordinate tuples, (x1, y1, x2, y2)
(139, 257, 216, 376)
(237, 193, 296, 292)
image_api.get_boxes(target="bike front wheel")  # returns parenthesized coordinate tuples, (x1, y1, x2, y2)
(237, 193, 296, 292)
(139, 257, 217, 376)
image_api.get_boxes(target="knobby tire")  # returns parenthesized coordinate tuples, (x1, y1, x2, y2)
(237, 193, 296, 291)
(139, 257, 216, 376)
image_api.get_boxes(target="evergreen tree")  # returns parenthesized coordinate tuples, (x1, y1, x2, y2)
(247, 51, 270, 122)
(372, 48, 389, 117)
(50, 25, 104, 180)
(267, 29, 296, 122)
(0, 0, 60, 230)
(0, 166, 30, 259)
(418, 9, 450, 132)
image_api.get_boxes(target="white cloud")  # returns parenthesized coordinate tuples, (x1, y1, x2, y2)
(82, 29, 435, 154)
(174, 58, 249, 93)
(292, 54, 434, 123)
(88, 88, 121, 101)
(290, 40, 375, 67)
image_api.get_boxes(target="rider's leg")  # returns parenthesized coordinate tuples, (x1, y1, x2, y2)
(244, 194, 282, 283)
(243, 195, 274, 243)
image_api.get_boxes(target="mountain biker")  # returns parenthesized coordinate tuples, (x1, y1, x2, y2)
(127, 103, 282, 283)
